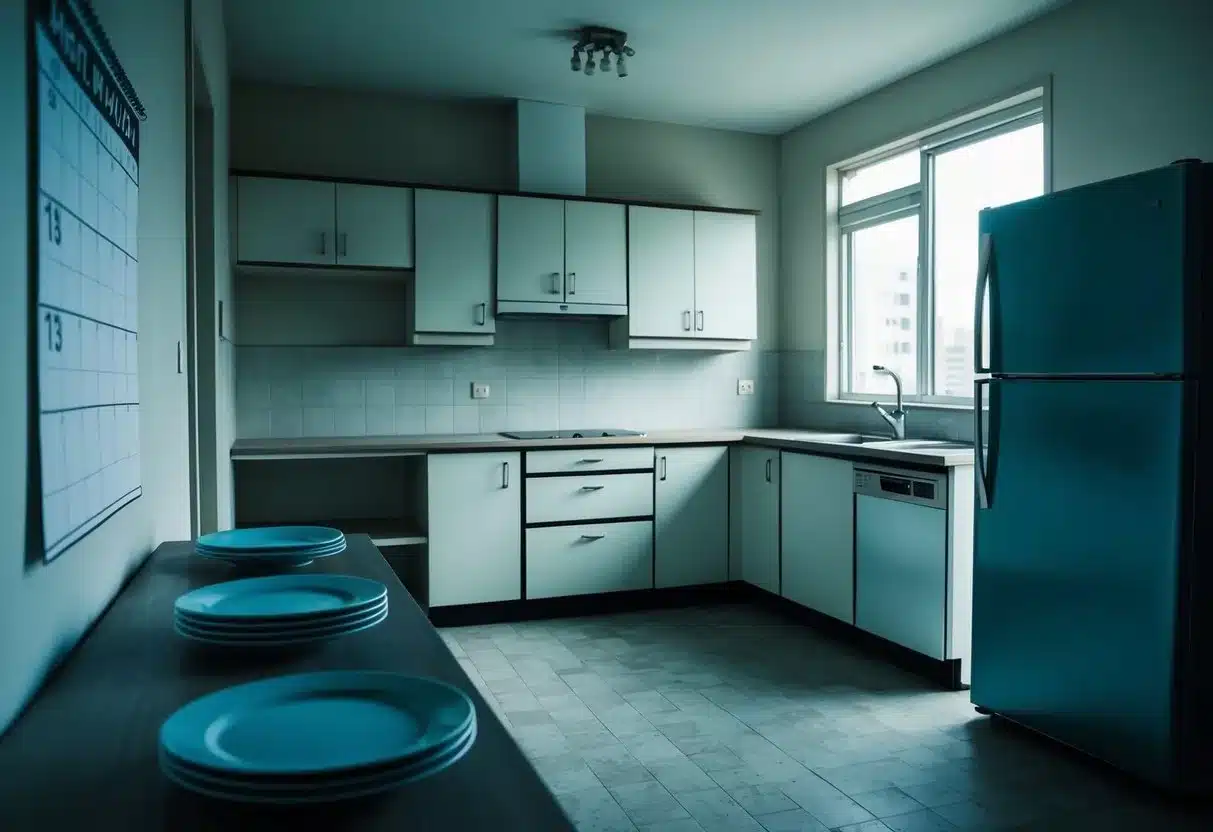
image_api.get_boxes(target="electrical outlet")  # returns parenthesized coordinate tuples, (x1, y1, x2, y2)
(737, 379, 755, 395)
(471, 383, 491, 400)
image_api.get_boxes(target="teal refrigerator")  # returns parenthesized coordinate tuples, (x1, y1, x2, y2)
(971, 159, 1213, 792)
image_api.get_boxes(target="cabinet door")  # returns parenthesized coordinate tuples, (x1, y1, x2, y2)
(627, 206, 695, 337)
(740, 448, 780, 593)
(497, 196, 565, 303)
(855, 495, 947, 659)
(335, 183, 413, 268)
(655, 447, 729, 588)
(693, 212, 758, 340)
(427, 453, 520, 607)
(564, 201, 626, 307)
(780, 453, 854, 623)
(413, 190, 495, 334)
(236, 177, 335, 265)
(526, 521, 652, 599)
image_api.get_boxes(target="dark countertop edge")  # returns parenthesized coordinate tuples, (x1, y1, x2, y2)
(229, 432, 975, 468)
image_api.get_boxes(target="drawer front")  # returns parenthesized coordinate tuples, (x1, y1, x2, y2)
(526, 473, 653, 524)
(526, 447, 654, 475)
(526, 521, 653, 599)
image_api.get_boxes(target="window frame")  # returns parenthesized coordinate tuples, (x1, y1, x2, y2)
(831, 87, 1050, 407)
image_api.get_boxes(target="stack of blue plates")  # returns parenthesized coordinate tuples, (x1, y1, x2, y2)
(194, 526, 347, 568)
(174, 574, 388, 647)
(159, 671, 477, 803)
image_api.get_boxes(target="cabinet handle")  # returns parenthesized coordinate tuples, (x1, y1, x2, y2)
(578, 458, 604, 464)
(320, 231, 327, 256)
(568, 272, 576, 295)
(765, 458, 772, 482)
(696, 310, 705, 331)
(659, 456, 667, 481)
(551, 272, 562, 294)
(682, 310, 692, 331)
(579, 534, 605, 542)
(476, 303, 487, 326)
(339, 232, 348, 258)
(502, 461, 510, 489)
(579, 485, 605, 492)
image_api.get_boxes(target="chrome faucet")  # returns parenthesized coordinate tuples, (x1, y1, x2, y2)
(870, 365, 907, 440)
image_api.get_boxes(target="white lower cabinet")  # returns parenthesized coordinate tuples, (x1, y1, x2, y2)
(780, 453, 855, 624)
(655, 447, 729, 588)
(427, 453, 521, 607)
(526, 521, 653, 599)
(739, 448, 780, 593)
(526, 473, 653, 525)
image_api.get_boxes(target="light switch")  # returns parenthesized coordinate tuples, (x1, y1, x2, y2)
(471, 383, 491, 400)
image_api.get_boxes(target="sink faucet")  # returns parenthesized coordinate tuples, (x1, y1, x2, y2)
(870, 365, 906, 440)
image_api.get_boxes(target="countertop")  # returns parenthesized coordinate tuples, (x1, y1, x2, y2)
(0, 537, 573, 832)
(232, 428, 975, 468)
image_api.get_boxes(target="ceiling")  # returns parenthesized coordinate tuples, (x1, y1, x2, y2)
(223, 0, 1068, 135)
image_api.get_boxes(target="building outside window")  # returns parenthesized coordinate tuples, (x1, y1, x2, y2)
(835, 89, 1047, 403)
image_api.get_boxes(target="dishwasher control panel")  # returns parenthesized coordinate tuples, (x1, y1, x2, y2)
(854, 467, 947, 509)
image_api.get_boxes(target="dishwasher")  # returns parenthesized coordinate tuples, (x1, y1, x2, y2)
(854, 466, 949, 660)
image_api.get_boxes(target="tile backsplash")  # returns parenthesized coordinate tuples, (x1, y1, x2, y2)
(235, 319, 778, 439)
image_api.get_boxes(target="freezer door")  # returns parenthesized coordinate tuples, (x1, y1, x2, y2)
(977, 165, 1189, 375)
(971, 378, 1184, 784)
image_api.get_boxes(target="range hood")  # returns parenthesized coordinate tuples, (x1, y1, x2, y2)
(497, 101, 627, 318)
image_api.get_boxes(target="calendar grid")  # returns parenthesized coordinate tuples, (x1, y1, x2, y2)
(34, 1, 143, 562)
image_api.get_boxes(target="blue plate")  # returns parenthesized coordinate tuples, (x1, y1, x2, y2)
(196, 526, 344, 553)
(174, 602, 389, 643)
(196, 540, 347, 558)
(159, 720, 477, 804)
(173, 606, 388, 647)
(176, 596, 386, 631)
(174, 574, 386, 621)
(159, 672, 475, 776)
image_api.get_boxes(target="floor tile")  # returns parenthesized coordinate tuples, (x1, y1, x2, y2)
(850, 787, 926, 818)
(609, 781, 692, 826)
(727, 783, 800, 816)
(754, 808, 830, 831)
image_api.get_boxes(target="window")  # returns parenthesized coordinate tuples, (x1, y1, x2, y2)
(835, 92, 1046, 404)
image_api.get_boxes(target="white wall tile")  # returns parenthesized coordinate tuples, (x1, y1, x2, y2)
(270, 408, 303, 437)
(270, 381, 302, 407)
(479, 406, 507, 433)
(425, 406, 454, 434)
(394, 406, 426, 435)
(302, 407, 337, 436)
(334, 407, 366, 436)
(365, 381, 395, 408)
(426, 378, 454, 406)
(452, 406, 480, 434)
(394, 378, 427, 405)
(366, 406, 395, 435)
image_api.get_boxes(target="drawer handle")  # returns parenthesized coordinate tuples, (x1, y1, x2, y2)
(578, 458, 604, 464)
(579, 485, 605, 492)
(579, 534, 605, 542)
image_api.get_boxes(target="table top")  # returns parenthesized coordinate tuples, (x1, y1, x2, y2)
(0, 536, 573, 831)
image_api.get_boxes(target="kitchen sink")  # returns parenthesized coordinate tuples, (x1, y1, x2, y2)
(808, 434, 892, 445)
(869, 439, 974, 451)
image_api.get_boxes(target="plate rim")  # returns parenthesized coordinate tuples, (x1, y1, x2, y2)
(174, 574, 386, 620)
(195, 526, 345, 552)
(175, 597, 387, 630)
(173, 605, 389, 646)
(174, 599, 389, 637)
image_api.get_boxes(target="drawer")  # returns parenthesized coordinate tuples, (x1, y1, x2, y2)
(526, 521, 653, 600)
(526, 447, 654, 475)
(526, 473, 653, 524)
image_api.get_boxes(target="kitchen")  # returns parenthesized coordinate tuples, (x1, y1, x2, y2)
(2, 0, 1213, 830)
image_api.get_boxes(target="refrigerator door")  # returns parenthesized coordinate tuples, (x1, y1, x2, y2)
(977, 164, 1190, 376)
(972, 378, 1184, 785)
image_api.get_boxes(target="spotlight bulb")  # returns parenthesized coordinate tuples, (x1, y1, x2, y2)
(616, 54, 628, 78)
(584, 54, 595, 76)
(570, 49, 581, 72)
(600, 52, 611, 72)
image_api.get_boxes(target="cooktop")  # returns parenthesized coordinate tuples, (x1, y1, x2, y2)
(499, 429, 647, 440)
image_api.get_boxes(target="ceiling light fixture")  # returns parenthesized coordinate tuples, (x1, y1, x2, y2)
(569, 26, 635, 79)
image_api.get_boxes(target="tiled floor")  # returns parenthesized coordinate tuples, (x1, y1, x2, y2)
(440, 603, 1213, 831)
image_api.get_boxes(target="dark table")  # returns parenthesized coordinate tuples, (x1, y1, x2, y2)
(0, 536, 574, 831)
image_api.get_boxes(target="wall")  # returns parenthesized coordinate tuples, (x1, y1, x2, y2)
(229, 83, 779, 438)
(0, 0, 194, 734)
(779, 0, 1213, 439)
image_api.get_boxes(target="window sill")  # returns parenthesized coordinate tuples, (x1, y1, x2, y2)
(827, 397, 978, 412)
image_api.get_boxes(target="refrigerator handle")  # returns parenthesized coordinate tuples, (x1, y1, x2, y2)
(974, 233, 993, 374)
(975, 378, 991, 509)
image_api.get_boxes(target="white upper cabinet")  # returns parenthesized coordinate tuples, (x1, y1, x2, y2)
(626, 206, 696, 338)
(236, 177, 336, 265)
(563, 201, 627, 307)
(335, 183, 413, 269)
(612, 206, 758, 349)
(497, 196, 565, 304)
(694, 211, 758, 341)
(409, 189, 495, 343)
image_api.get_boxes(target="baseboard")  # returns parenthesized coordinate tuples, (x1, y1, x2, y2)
(428, 581, 964, 690)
